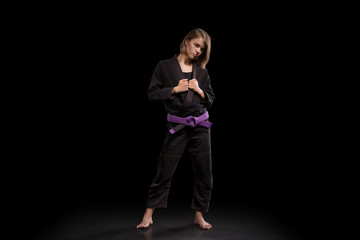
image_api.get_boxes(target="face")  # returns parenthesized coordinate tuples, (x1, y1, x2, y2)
(185, 37, 205, 60)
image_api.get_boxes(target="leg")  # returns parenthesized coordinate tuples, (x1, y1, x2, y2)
(188, 128, 213, 213)
(146, 130, 188, 208)
(188, 128, 213, 229)
(137, 130, 188, 228)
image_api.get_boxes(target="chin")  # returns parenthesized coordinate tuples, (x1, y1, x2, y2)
(187, 54, 196, 60)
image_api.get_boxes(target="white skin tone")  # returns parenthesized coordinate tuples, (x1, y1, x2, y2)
(171, 37, 206, 100)
(137, 37, 212, 230)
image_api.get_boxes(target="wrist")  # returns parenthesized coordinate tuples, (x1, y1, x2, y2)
(197, 89, 205, 100)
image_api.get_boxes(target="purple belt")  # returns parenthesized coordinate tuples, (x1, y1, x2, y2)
(167, 111, 212, 134)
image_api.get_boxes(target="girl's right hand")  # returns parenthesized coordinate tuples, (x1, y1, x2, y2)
(174, 79, 189, 93)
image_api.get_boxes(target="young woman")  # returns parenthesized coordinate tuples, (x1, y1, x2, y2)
(137, 28, 215, 230)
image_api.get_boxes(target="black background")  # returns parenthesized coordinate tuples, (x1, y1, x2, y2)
(17, 5, 333, 239)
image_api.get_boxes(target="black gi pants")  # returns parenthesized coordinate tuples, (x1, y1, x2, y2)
(146, 124, 213, 213)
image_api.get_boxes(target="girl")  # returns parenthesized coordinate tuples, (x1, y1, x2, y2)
(137, 28, 215, 230)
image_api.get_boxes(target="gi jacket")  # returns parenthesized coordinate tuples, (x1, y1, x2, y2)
(148, 55, 215, 117)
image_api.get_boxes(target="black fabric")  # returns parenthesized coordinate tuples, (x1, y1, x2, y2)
(146, 126, 213, 213)
(148, 55, 215, 117)
(183, 72, 192, 79)
(145, 55, 215, 213)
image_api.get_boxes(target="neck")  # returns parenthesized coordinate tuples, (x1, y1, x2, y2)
(177, 53, 192, 66)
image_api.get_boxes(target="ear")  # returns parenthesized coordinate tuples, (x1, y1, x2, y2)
(185, 38, 189, 46)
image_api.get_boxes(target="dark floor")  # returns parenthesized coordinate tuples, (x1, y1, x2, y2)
(35, 203, 309, 240)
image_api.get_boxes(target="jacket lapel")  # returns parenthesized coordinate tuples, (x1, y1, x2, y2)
(170, 55, 185, 81)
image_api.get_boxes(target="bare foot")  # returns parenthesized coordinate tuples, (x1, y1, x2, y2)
(136, 208, 154, 229)
(194, 211, 212, 230)
(137, 218, 153, 229)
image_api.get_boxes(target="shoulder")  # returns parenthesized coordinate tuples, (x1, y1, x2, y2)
(197, 65, 209, 78)
(198, 66, 208, 73)
(153, 57, 172, 75)
(155, 57, 174, 68)
(154, 55, 177, 71)
(158, 59, 168, 65)
(160, 55, 177, 64)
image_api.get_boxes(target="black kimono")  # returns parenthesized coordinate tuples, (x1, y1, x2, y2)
(146, 55, 215, 213)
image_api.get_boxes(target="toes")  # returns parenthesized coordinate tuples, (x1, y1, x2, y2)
(136, 223, 147, 229)
(200, 223, 212, 230)
(137, 220, 153, 229)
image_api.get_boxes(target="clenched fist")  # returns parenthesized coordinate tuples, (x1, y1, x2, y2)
(174, 79, 189, 93)
(189, 79, 200, 93)
(172, 78, 205, 100)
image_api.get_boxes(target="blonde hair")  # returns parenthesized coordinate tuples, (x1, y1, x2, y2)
(179, 28, 211, 69)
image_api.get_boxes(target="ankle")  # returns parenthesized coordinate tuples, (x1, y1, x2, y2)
(195, 211, 204, 218)
(144, 208, 154, 218)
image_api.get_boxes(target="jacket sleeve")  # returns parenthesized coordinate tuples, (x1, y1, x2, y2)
(200, 70, 215, 108)
(148, 62, 175, 101)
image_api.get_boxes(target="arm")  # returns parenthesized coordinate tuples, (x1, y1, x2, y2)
(189, 72, 215, 108)
(148, 63, 174, 101)
(189, 79, 206, 100)
(200, 74, 215, 108)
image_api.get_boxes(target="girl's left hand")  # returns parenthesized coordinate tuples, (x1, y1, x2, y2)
(189, 79, 200, 93)
(189, 79, 205, 100)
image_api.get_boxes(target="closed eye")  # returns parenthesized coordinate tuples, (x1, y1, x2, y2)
(194, 43, 204, 51)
